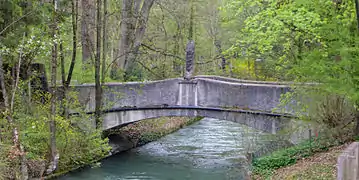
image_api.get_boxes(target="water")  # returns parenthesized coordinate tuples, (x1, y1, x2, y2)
(60, 118, 274, 180)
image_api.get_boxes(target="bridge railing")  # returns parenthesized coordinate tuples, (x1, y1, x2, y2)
(337, 142, 359, 180)
(194, 75, 318, 86)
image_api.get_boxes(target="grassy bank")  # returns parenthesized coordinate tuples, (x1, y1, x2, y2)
(252, 136, 351, 180)
(267, 144, 347, 180)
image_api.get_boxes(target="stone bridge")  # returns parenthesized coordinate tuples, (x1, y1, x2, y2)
(70, 75, 295, 134)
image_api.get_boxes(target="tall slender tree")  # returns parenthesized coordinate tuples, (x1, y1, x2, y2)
(102, 0, 108, 83)
(66, 0, 79, 87)
(110, 0, 155, 80)
(95, 0, 102, 127)
(47, 0, 59, 175)
(81, 0, 96, 69)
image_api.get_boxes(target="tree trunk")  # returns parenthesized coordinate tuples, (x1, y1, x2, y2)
(101, 0, 108, 83)
(214, 40, 226, 72)
(124, 0, 155, 80)
(188, 0, 194, 41)
(355, 0, 359, 31)
(95, 0, 102, 128)
(47, 0, 59, 175)
(110, 0, 132, 80)
(60, 41, 65, 86)
(173, 23, 182, 75)
(81, 0, 95, 69)
(66, 0, 78, 87)
(111, 0, 155, 80)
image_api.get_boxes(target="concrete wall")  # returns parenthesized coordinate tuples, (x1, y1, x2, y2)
(196, 78, 290, 112)
(337, 142, 359, 180)
(72, 78, 181, 112)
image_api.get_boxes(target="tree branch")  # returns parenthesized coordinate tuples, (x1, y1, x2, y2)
(141, 43, 185, 61)
(0, 11, 34, 36)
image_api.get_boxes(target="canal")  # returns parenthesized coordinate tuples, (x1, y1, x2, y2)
(60, 118, 277, 180)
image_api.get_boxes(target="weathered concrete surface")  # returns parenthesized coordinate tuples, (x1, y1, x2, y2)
(196, 78, 290, 112)
(100, 107, 291, 134)
(72, 76, 291, 113)
(69, 76, 294, 132)
(337, 142, 359, 180)
(73, 78, 181, 112)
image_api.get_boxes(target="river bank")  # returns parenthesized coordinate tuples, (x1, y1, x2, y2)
(251, 128, 354, 180)
(57, 118, 272, 180)
(268, 143, 347, 180)
(106, 116, 203, 154)
(51, 116, 202, 179)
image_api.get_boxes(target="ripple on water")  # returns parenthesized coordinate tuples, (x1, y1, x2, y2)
(60, 118, 275, 180)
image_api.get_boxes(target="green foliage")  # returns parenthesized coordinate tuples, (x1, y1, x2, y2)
(221, 0, 359, 83)
(0, 80, 111, 178)
(252, 137, 341, 177)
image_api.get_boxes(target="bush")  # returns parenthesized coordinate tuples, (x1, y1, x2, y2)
(252, 137, 340, 177)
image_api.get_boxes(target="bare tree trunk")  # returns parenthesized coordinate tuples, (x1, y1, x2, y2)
(101, 0, 108, 83)
(355, 0, 359, 31)
(66, 0, 78, 87)
(60, 0, 78, 119)
(81, 0, 96, 69)
(60, 41, 65, 85)
(188, 0, 194, 41)
(124, 0, 155, 80)
(95, 0, 102, 128)
(173, 23, 182, 75)
(110, 0, 132, 79)
(47, 0, 59, 175)
(214, 40, 226, 72)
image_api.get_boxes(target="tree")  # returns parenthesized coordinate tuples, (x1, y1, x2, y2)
(222, 0, 359, 134)
(66, 0, 79, 87)
(47, 0, 59, 175)
(95, 0, 102, 127)
(81, 0, 96, 69)
(102, 0, 108, 83)
(111, 0, 155, 81)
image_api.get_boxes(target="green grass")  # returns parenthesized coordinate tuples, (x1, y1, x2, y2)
(252, 137, 339, 178)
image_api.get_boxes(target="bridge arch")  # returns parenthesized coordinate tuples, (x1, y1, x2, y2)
(99, 106, 293, 134)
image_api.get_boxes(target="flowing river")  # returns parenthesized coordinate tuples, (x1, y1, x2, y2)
(60, 118, 279, 180)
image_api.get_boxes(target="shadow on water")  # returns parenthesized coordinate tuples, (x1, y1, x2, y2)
(59, 118, 289, 180)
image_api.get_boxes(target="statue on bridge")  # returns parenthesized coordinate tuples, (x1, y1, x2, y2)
(185, 41, 195, 80)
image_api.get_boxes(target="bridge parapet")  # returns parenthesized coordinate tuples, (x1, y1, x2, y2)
(69, 76, 297, 132)
(71, 76, 292, 114)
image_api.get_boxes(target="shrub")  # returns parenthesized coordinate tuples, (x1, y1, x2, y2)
(252, 137, 340, 177)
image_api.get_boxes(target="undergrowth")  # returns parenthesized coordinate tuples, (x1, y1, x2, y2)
(252, 137, 346, 178)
